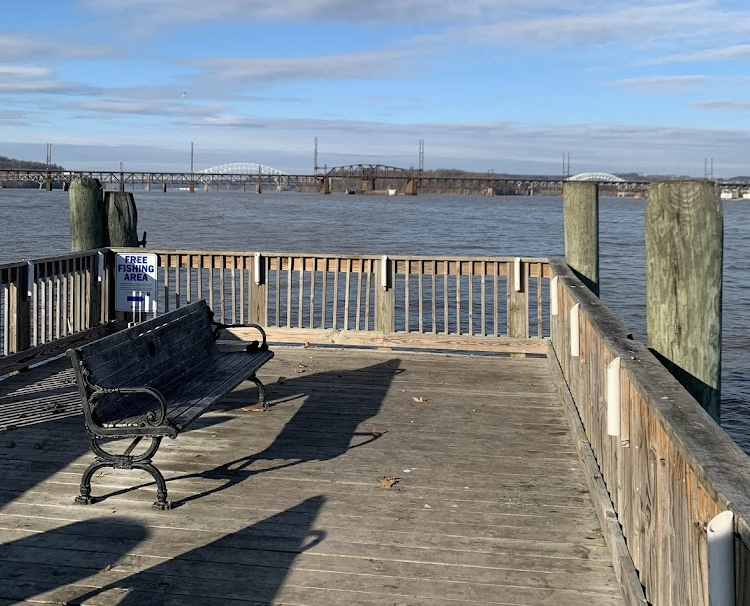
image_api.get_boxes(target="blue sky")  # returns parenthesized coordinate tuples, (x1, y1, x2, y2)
(2, 0, 749, 176)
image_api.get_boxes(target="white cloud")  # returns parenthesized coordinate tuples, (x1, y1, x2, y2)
(693, 99, 750, 111)
(649, 44, 750, 64)
(605, 75, 709, 92)
(189, 50, 421, 84)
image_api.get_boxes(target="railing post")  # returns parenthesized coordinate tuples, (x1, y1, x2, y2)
(507, 258, 529, 338)
(249, 253, 267, 325)
(646, 180, 722, 422)
(8, 264, 31, 353)
(563, 181, 599, 296)
(376, 256, 395, 332)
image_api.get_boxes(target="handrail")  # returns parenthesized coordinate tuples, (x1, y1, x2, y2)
(549, 257, 750, 605)
(1, 249, 551, 372)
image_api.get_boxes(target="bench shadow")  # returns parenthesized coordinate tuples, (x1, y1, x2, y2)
(0, 517, 149, 603)
(70, 496, 327, 605)
(168, 357, 402, 507)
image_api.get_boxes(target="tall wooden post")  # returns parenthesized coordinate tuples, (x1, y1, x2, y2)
(104, 192, 140, 247)
(563, 181, 599, 296)
(69, 177, 105, 252)
(646, 181, 722, 422)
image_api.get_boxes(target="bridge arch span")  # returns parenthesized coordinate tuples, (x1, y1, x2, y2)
(567, 172, 625, 183)
(197, 163, 287, 176)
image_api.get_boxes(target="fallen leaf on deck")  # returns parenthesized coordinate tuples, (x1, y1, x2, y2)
(302, 342, 311, 348)
(379, 476, 399, 490)
(371, 428, 385, 438)
(412, 396, 425, 403)
(277, 377, 287, 384)
(241, 406, 267, 413)
(98, 564, 113, 573)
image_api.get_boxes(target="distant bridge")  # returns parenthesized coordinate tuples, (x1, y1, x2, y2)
(0, 164, 747, 196)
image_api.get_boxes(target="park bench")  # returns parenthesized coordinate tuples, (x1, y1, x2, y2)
(66, 299, 274, 510)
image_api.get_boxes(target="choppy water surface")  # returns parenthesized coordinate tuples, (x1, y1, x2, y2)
(2, 188, 748, 452)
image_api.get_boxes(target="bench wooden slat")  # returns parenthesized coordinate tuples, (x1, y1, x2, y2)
(84, 310, 214, 383)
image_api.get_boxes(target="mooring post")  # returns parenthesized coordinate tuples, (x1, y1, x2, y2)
(646, 180, 723, 422)
(104, 192, 140, 247)
(563, 181, 600, 297)
(69, 177, 105, 252)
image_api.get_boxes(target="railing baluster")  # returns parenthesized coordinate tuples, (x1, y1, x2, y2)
(355, 259, 362, 331)
(321, 260, 328, 329)
(443, 261, 449, 335)
(344, 259, 351, 330)
(431, 261, 437, 334)
(332, 259, 340, 329)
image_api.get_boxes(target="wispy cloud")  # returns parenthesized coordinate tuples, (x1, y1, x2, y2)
(188, 50, 422, 84)
(0, 34, 112, 62)
(0, 65, 96, 95)
(605, 75, 709, 92)
(80, 0, 554, 24)
(649, 43, 750, 64)
(693, 99, 750, 111)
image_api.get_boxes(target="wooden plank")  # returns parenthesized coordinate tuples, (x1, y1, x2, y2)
(226, 327, 547, 354)
(0, 348, 624, 606)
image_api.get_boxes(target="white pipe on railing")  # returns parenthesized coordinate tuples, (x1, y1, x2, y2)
(26, 261, 34, 297)
(570, 303, 580, 357)
(97, 251, 104, 283)
(381, 255, 388, 289)
(708, 510, 735, 606)
(607, 357, 621, 437)
(550, 276, 559, 316)
(514, 257, 522, 292)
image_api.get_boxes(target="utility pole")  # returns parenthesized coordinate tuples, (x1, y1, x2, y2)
(314, 137, 319, 175)
(418, 139, 424, 174)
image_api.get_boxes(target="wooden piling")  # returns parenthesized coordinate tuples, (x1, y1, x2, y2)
(646, 180, 723, 421)
(69, 177, 105, 252)
(104, 192, 140, 247)
(563, 181, 599, 296)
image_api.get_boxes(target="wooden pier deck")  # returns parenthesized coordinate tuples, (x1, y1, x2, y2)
(0, 347, 624, 605)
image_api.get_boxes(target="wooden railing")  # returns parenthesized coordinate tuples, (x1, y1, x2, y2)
(150, 250, 550, 353)
(1, 249, 550, 374)
(549, 257, 750, 606)
(0, 251, 113, 374)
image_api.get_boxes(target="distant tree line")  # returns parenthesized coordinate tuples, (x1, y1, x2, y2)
(0, 155, 65, 170)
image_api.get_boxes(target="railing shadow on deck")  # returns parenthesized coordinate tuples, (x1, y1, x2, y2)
(0, 517, 149, 603)
(549, 257, 750, 606)
(55, 498, 326, 605)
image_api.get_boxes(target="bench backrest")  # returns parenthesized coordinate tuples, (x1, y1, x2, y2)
(68, 299, 216, 400)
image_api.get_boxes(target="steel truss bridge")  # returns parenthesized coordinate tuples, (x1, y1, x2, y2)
(0, 164, 747, 195)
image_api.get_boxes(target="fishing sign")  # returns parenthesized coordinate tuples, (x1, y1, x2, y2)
(115, 253, 158, 312)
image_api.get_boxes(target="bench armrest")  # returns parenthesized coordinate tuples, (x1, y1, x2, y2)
(90, 385, 169, 428)
(212, 322, 268, 351)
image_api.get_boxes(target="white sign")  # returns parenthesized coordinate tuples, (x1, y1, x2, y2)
(115, 253, 158, 312)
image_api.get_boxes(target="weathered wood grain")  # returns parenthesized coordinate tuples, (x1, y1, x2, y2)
(0, 348, 625, 605)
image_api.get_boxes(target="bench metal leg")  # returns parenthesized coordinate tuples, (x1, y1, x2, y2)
(76, 435, 171, 510)
(249, 375, 268, 411)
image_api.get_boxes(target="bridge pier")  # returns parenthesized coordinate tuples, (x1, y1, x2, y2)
(319, 177, 331, 195)
(256, 181, 263, 194)
(161, 183, 167, 193)
(362, 178, 376, 192)
(405, 179, 418, 196)
(145, 177, 151, 192)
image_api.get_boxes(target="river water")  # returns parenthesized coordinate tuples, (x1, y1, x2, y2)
(2, 188, 748, 453)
